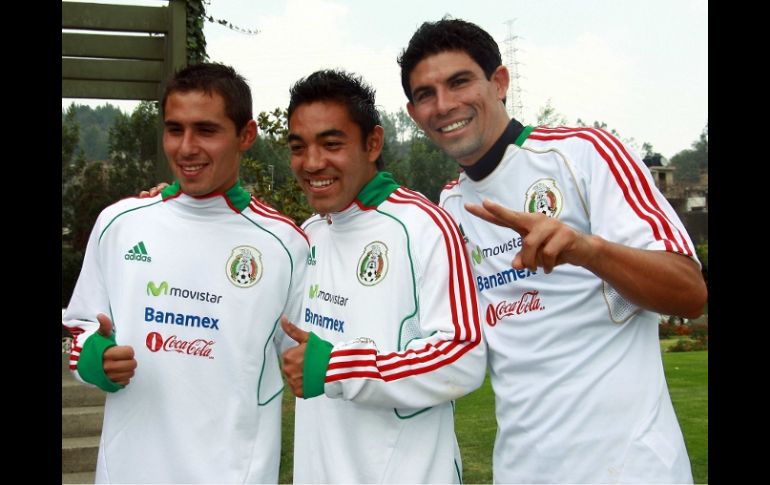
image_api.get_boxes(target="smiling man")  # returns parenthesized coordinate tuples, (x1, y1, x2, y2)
(279, 69, 486, 483)
(62, 63, 307, 483)
(398, 18, 707, 484)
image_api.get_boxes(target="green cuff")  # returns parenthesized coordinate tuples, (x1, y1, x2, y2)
(77, 332, 124, 393)
(303, 332, 333, 398)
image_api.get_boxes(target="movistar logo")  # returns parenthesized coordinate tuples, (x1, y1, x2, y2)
(307, 246, 317, 266)
(147, 281, 169, 296)
(471, 245, 484, 265)
(146, 280, 223, 304)
(125, 241, 152, 262)
(308, 283, 349, 307)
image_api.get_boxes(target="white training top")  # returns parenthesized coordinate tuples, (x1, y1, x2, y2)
(293, 172, 486, 484)
(63, 181, 308, 484)
(440, 124, 697, 484)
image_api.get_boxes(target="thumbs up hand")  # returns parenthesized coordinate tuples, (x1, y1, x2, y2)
(97, 313, 137, 387)
(281, 315, 309, 397)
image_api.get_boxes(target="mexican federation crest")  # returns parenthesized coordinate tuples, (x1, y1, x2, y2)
(226, 245, 263, 288)
(357, 241, 388, 286)
(524, 178, 563, 219)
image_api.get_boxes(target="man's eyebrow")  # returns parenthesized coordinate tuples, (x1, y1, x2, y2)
(410, 69, 476, 99)
(163, 120, 222, 129)
(446, 69, 475, 83)
(318, 129, 346, 139)
(287, 133, 303, 143)
(411, 85, 433, 100)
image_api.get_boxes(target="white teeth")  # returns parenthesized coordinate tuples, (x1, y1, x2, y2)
(309, 179, 333, 188)
(181, 164, 204, 171)
(439, 119, 470, 133)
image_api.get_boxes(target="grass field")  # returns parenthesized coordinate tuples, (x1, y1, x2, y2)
(278, 350, 708, 484)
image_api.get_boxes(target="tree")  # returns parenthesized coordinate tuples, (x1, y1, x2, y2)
(242, 108, 313, 224)
(536, 99, 567, 127)
(405, 134, 458, 203)
(575, 118, 642, 155)
(641, 142, 664, 167)
(669, 123, 707, 183)
(692, 122, 708, 170)
(62, 103, 160, 306)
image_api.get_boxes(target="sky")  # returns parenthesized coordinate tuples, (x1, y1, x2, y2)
(62, 0, 708, 159)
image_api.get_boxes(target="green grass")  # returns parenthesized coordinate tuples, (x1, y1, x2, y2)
(279, 351, 707, 484)
(454, 376, 495, 483)
(663, 351, 708, 483)
(279, 389, 295, 484)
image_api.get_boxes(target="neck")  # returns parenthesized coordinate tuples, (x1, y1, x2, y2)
(462, 119, 526, 181)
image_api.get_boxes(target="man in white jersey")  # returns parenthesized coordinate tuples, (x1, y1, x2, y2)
(398, 18, 707, 484)
(62, 63, 308, 483)
(279, 69, 486, 483)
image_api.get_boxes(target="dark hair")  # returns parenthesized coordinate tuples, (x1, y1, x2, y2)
(398, 18, 503, 103)
(162, 62, 253, 133)
(288, 69, 384, 170)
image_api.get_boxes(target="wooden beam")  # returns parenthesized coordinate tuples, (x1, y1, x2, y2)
(62, 2, 167, 33)
(62, 58, 163, 83)
(62, 33, 165, 61)
(62, 79, 159, 100)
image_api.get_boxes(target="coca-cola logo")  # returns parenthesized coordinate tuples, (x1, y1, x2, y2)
(485, 290, 545, 326)
(145, 332, 215, 359)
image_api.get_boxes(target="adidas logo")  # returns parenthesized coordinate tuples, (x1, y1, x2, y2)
(125, 241, 152, 263)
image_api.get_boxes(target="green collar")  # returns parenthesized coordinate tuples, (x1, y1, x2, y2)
(356, 171, 399, 208)
(161, 179, 251, 212)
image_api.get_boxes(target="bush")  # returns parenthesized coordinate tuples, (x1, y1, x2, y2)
(690, 323, 708, 339)
(62, 245, 84, 308)
(667, 336, 708, 352)
(659, 322, 676, 339)
(675, 324, 692, 336)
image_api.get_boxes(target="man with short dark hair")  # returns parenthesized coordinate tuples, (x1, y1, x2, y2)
(280, 69, 486, 483)
(62, 63, 308, 483)
(399, 18, 706, 484)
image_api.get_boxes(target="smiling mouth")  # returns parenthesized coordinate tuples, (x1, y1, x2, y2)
(308, 178, 334, 189)
(438, 119, 471, 133)
(179, 164, 206, 174)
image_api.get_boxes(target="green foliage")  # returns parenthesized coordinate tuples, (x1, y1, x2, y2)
(574, 118, 643, 155)
(377, 108, 458, 202)
(185, 0, 259, 65)
(186, 0, 209, 64)
(241, 108, 313, 225)
(62, 244, 84, 308)
(62, 103, 122, 162)
(669, 149, 701, 182)
(404, 134, 459, 202)
(62, 106, 81, 172)
(668, 336, 708, 352)
(62, 103, 160, 306)
(241, 156, 313, 225)
(536, 98, 567, 127)
(670, 123, 708, 183)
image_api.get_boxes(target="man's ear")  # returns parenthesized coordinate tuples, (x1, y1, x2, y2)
(491, 65, 510, 101)
(406, 101, 417, 123)
(367, 125, 385, 162)
(239, 119, 258, 152)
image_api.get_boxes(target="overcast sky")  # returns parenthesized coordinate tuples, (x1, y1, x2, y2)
(63, 0, 708, 159)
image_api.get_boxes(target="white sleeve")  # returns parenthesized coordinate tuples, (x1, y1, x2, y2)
(582, 128, 698, 260)
(321, 203, 487, 409)
(274, 234, 309, 355)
